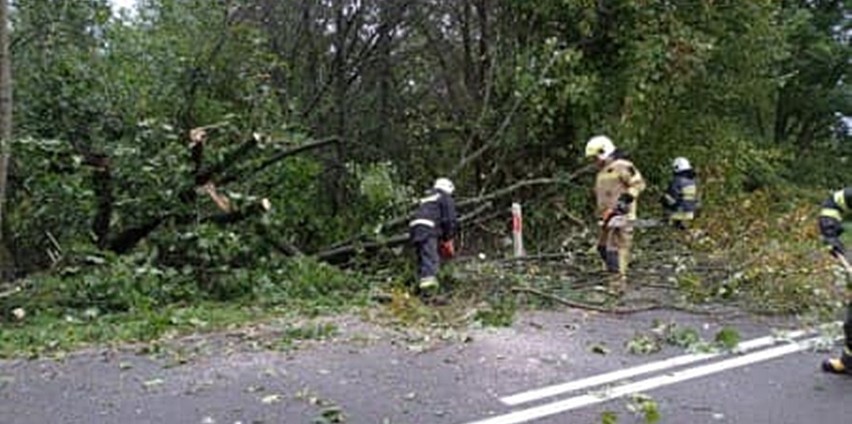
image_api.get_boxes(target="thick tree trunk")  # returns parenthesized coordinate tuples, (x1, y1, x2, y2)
(0, 0, 10, 238)
(0, 0, 13, 277)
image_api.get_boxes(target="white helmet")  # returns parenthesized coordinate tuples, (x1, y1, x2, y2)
(672, 157, 692, 172)
(585, 135, 616, 160)
(434, 177, 455, 194)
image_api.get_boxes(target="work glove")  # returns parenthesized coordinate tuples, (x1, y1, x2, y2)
(825, 236, 845, 257)
(615, 193, 634, 215)
(659, 193, 675, 210)
(439, 239, 455, 259)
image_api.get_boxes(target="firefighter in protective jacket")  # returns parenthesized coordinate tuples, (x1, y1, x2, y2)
(818, 187, 852, 375)
(661, 157, 698, 229)
(585, 135, 646, 288)
(409, 178, 459, 290)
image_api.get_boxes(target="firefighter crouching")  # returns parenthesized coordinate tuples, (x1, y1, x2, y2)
(585, 135, 646, 292)
(818, 187, 852, 375)
(409, 178, 459, 292)
(661, 157, 698, 230)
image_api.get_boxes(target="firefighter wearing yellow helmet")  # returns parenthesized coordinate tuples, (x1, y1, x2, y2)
(585, 135, 646, 292)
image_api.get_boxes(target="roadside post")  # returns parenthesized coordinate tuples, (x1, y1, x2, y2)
(512, 202, 525, 258)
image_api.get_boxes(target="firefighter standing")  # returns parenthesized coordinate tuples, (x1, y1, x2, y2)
(661, 157, 698, 230)
(409, 178, 459, 291)
(818, 187, 852, 375)
(585, 135, 646, 291)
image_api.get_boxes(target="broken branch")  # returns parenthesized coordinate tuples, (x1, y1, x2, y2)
(327, 171, 589, 251)
(511, 286, 664, 315)
(219, 136, 339, 186)
(316, 201, 494, 264)
(456, 167, 594, 209)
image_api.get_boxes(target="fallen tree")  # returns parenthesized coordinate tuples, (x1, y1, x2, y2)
(316, 201, 495, 265)
(320, 164, 594, 257)
(91, 129, 339, 254)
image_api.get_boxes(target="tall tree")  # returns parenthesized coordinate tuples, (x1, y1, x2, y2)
(0, 0, 11, 244)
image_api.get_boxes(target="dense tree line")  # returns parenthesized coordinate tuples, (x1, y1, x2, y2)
(1, 0, 850, 283)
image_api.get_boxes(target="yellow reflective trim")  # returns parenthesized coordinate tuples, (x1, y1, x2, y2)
(682, 186, 697, 201)
(670, 212, 694, 221)
(834, 190, 848, 211)
(820, 208, 843, 220)
(596, 172, 622, 181)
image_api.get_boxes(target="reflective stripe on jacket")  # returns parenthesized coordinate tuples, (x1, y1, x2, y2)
(663, 172, 698, 220)
(410, 188, 458, 240)
(820, 188, 852, 221)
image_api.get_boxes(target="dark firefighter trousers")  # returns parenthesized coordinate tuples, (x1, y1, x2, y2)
(843, 303, 852, 366)
(411, 225, 440, 282)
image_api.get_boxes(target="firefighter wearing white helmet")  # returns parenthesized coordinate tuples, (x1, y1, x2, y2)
(434, 177, 454, 194)
(584, 135, 646, 292)
(661, 157, 698, 229)
(409, 177, 459, 293)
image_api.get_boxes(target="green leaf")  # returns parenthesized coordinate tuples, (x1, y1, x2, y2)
(601, 410, 619, 424)
(714, 327, 741, 351)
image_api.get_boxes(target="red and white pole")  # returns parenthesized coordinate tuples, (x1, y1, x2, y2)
(511, 202, 525, 257)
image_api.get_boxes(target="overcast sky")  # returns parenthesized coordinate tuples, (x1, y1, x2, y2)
(110, 0, 136, 12)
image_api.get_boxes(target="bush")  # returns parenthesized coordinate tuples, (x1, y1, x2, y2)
(7, 254, 199, 317)
(254, 256, 369, 311)
(3, 253, 369, 324)
(691, 187, 836, 314)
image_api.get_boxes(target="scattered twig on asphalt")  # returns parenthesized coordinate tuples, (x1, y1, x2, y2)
(511, 286, 664, 315)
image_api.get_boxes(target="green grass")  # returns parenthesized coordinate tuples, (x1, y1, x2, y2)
(0, 255, 372, 358)
(0, 302, 270, 358)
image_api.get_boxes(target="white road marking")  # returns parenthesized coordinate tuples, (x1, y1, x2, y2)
(464, 335, 827, 424)
(501, 329, 808, 406)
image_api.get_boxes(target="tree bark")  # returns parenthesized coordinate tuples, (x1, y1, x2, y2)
(87, 154, 112, 249)
(0, 0, 11, 241)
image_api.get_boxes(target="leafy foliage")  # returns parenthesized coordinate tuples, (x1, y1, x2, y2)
(627, 393, 661, 424)
(691, 188, 837, 314)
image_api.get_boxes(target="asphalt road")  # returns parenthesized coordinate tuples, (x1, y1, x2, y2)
(0, 309, 848, 424)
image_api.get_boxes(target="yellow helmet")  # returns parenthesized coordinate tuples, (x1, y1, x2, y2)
(585, 135, 615, 160)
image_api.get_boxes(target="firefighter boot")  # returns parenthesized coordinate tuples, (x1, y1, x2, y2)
(597, 245, 608, 271)
(605, 250, 620, 274)
(821, 351, 852, 375)
(603, 250, 626, 294)
(418, 276, 439, 290)
(824, 307, 852, 374)
(607, 274, 627, 295)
